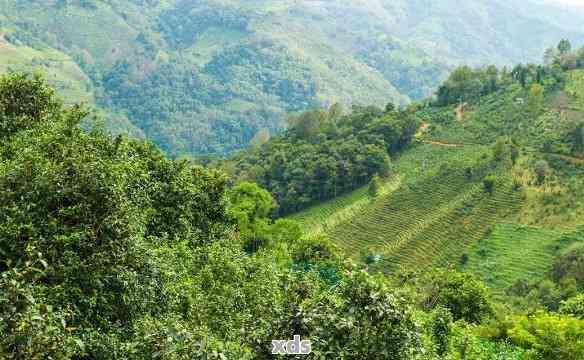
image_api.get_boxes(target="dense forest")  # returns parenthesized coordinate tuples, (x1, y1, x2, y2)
(231, 104, 418, 214)
(2, 0, 584, 156)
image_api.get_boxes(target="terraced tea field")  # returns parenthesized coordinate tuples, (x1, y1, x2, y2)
(289, 142, 487, 234)
(377, 177, 522, 273)
(289, 175, 402, 235)
(291, 142, 529, 271)
(463, 224, 570, 291)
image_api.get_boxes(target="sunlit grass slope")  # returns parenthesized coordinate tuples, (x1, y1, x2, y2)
(463, 224, 564, 291)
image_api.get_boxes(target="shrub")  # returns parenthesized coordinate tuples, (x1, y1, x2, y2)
(422, 269, 492, 324)
(534, 160, 549, 185)
(560, 294, 584, 319)
(553, 244, 584, 289)
(507, 312, 584, 359)
(368, 174, 381, 197)
(483, 175, 497, 195)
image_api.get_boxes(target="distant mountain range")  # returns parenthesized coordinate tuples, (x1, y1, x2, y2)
(1, 0, 584, 156)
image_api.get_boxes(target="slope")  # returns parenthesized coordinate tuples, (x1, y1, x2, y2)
(288, 66, 584, 289)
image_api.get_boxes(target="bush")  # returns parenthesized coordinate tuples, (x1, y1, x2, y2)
(507, 312, 584, 359)
(305, 271, 422, 358)
(534, 160, 549, 185)
(553, 244, 584, 289)
(0, 73, 61, 139)
(368, 174, 381, 197)
(560, 294, 584, 319)
(483, 175, 497, 195)
(422, 269, 492, 324)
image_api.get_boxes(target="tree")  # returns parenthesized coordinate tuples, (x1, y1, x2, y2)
(566, 120, 584, 154)
(507, 312, 584, 359)
(493, 138, 508, 162)
(287, 109, 328, 139)
(544, 47, 559, 66)
(0, 73, 62, 139)
(558, 39, 572, 55)
(553, 244, 584, 288)
(534, 160, 549, 185)
(560, 294, 584, 319)
(249, 128, 271, 149)
(228, 182, 277, 251)
(483, 175, 497, 195)
(528, 83, 545, 119)
(431, 307, 453, 357)
(511, 65, 529, 88)
(422, 269, 492, 324)
(368, 174, 381, 197)
(305, 271, 422, 358)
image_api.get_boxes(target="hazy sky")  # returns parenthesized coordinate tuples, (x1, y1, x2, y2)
(546, 0, 584, 7)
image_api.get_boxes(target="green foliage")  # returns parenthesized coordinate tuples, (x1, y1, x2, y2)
(566, 119, 584, 153)
(436, 65, 501, 106)
(431, 306, 453, 356)
(305, 271, 421, 359)
(528, 83, 545, 119)
(560, 293, 584, 319)
(1, 74, 451, 358)
(368, 174, 381, 198)
(483, 175, 497, 195)
(233, 105, 416, 215)
(507, 312, 584, 359)
(0, 246, 81, 359)
(553, 244, 584, 289)
(0, 73, 62, 139)
(422, 269, 492, 324)
(534, 160, 550, 185)
(4, 0, 583, 157)
(558, 39, 573, 56)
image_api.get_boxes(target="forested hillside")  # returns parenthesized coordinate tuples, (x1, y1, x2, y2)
(2, 0, 584, 156)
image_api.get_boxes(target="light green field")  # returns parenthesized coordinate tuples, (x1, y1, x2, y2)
(463, 224, 564, 291)
(289, 175, 402, 235)
(0, 38, 93, 103)
(289, 142, 478, 232)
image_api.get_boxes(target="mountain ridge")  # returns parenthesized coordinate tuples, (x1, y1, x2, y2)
(2, 0, 584, 156)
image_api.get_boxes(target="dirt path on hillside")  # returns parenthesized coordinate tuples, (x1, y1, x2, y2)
(420, 139, 466, 147)
(422, 139, 584, 165)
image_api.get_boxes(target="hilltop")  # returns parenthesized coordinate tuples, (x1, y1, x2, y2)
(2, 0, 584, 156)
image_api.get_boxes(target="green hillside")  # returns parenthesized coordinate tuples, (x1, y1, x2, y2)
(2, 0, 584, 156)
(282, 55, 584, 293)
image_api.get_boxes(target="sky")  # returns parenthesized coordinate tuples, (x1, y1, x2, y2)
(545, 0, 584, 7)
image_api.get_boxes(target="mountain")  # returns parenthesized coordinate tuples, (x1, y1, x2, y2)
(2, 0, 584, 156)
